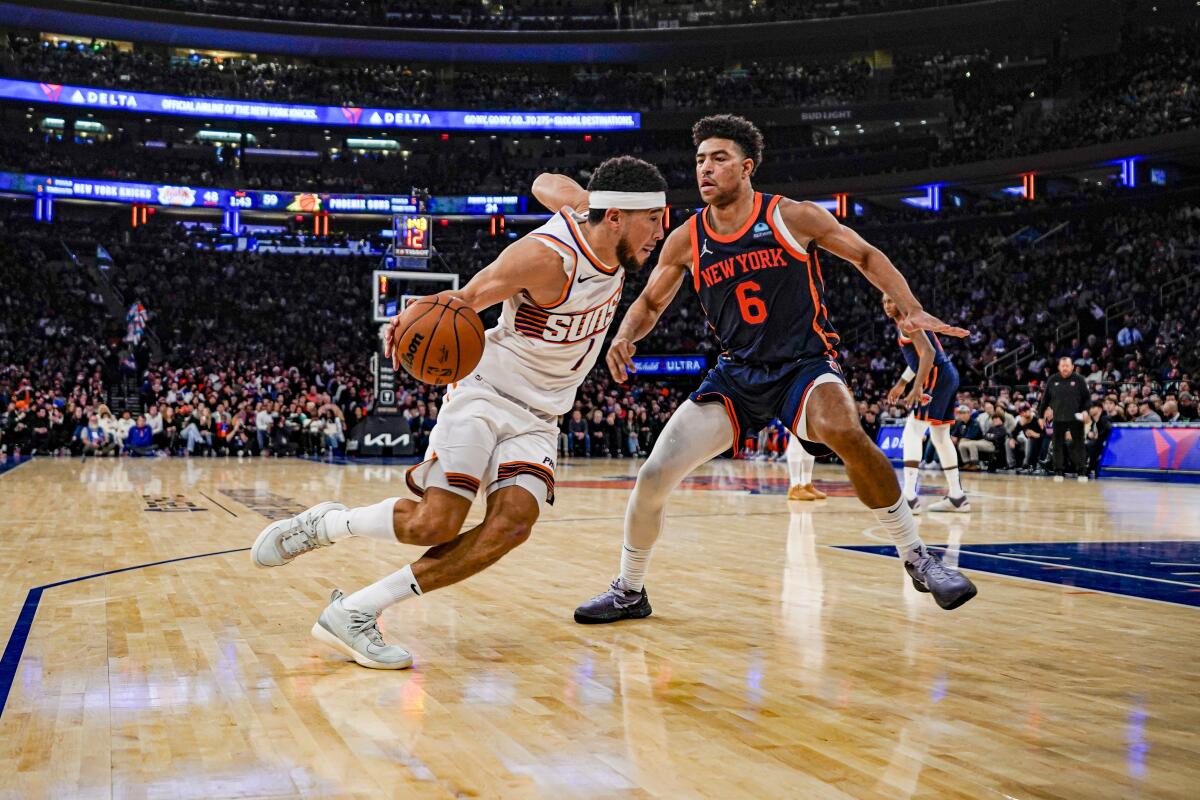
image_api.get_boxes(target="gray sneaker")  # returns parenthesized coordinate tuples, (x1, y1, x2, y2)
(907, 496, 923, 516)
(311, 589, 413, 669)
(574, 578, 652, 624)
(928, 494, 971, 513)
(251, 501, 347, 568)
(905, 550, 978, 610)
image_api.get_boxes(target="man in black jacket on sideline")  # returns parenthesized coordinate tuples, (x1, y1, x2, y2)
(1037, 356, 1091, 480)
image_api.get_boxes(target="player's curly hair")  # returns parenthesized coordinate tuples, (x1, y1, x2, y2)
(586, 156, 668, 223)
(692, 114, 764, 175)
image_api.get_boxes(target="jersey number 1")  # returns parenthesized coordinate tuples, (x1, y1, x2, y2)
(735, 281, 768, 325)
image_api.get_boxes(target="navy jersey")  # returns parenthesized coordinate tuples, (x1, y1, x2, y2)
(689, 192, 839, 363)
(897, 329, 951, 372)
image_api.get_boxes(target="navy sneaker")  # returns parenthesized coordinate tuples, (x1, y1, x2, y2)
(905, 550, 978, 610)
(574, 579, 652, 624)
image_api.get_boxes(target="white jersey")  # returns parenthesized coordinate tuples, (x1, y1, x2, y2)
(473, 209, 624, 415)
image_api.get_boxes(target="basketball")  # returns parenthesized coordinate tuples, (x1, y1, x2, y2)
(392, 295, 485, 385)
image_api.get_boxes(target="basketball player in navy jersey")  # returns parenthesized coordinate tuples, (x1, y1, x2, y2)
(883, 293, 970, 514)
(549, 115, 978, 620)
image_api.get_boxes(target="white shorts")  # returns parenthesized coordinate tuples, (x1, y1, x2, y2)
(405, 376, 558, 509)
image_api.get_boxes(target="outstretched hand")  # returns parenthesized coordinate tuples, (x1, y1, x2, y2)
(606, 337, 637, 383)
(899, 310, 969, 338)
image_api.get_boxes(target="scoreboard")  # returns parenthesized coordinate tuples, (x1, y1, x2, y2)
(393, 214, 432, 259)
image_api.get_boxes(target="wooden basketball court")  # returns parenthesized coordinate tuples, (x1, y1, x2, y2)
(1, 456, 1197, 799)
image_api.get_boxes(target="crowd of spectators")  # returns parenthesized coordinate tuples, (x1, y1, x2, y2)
(98, 0, 975, 30)
(4, 35, 872, 112)
(3, 27, 1195, 191)
(2, 185, 1197, 474)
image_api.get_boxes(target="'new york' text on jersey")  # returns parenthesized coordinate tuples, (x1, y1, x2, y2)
(689, 192, 839, 363)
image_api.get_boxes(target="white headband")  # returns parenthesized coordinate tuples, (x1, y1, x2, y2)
(588, 190, 666, 210)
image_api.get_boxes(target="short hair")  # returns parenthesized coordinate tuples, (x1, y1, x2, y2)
(586, 156, 667, 224)
(692, 114, 765, 174)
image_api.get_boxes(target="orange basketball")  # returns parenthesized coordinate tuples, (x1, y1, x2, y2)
(393, 295, 485, 385)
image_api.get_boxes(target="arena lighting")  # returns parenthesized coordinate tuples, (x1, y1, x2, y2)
(901, 184, 942, 211)
(33, 189, 53, 223)
(347, 138, 399, 151)
(196, 130, 244, 143)
(0, 170, 526, 216)
(1116, 157, 1139, 187)
(834, 193, 849, 218)
(1022, 172, 1036, 200)
(313, 211, 330, 236)
(0, 77, 641, 132)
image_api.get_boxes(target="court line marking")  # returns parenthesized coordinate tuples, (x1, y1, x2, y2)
(199, 491, 239, 517)
(834, 545, 1200, 610)
(0, 457, 32, 478)
(932, 550, 1200, 588)
(0, 546, 251, 722)
(1001, 553, 1071, 560)
(0, 506, 793, 721)
(841, 530, 1200, 607)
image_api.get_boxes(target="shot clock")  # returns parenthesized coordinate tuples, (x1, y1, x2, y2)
(393, 213, 432, 259)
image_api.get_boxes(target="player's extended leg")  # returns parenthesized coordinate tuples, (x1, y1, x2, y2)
(901, 415, 927, 513)
(925, 424, 970, 512)
(310, 486, 541, 670)
(574, 400, 734, 623)
(804, 382, 976, 610)
(250, 487, 470, 568)
(786, 434, 826, 501)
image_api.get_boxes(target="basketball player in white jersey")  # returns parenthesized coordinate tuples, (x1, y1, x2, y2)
(250, 157, 668, 668)
(785, 432, 826, 501)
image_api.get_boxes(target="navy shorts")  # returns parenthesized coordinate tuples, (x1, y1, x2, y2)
(689, 356, 846, 456)
(914, 362, 960, 425)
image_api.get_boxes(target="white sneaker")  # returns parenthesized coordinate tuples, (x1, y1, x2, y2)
(251, 501, 346, 568)
(1077, 475, 1089, 483)
(928, 494, 971, 513)
(311, 589, 413, 669)
(907, 495, 923, 516)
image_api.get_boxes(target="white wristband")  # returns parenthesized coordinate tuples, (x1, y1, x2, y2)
(901, 367, 915, 382)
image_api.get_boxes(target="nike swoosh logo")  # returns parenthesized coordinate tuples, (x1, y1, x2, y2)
(577, 275, 597, 284)
(410, 583, 421, 596)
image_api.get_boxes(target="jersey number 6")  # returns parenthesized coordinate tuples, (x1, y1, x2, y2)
(735, 281, 768, 325)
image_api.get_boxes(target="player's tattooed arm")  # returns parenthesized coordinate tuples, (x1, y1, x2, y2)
(531, 173, 589, 214)
(779, 198, 969, 338)
(606, 225, 691, 383)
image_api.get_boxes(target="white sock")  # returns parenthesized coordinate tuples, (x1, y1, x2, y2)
(902, 417, 925, 500)
(343, 564, 422, 614)
(872, 496, 925, 563)
(929, 426, 964, 498)
(324, 497, 400, 543)
(903, 466, 920, 501)
(618, 544, 654, 592)
(785, 436, 813, 486)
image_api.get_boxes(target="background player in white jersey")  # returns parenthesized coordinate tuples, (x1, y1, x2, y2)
(785, 433, 826, 501)
(250, 157, 667, 669)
